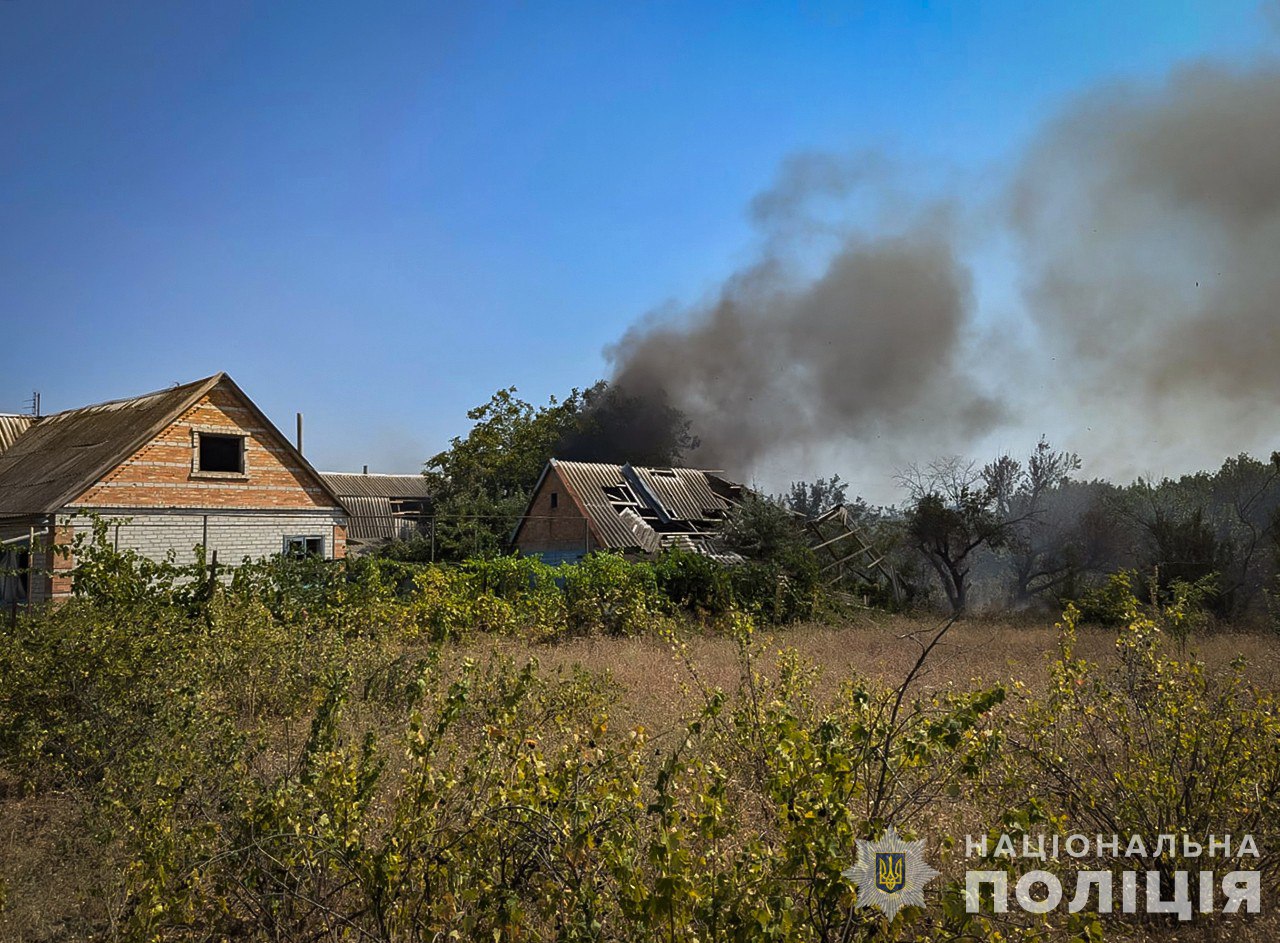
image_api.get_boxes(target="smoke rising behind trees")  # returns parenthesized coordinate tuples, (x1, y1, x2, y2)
(604, 47, 1280, 496)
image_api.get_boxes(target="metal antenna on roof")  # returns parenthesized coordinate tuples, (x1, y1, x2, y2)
(26, 391, 40, 418)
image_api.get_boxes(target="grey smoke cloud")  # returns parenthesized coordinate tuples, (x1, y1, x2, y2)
(607, 157, 1003, 474)
(1011, 60, 1280, 478)
(606, 52, 1280, 490)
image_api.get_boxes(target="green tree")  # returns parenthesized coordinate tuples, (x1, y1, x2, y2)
(982, 438, 1108, 607)
(423, 382, 699, 560)
(782, 475, 848, 520)
(1116, 452, 1280, 619)
(898, 458, 1011, 616)
(424, 387, 582, 559)
(720, 494, 822, 620)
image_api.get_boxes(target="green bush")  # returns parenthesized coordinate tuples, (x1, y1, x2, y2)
(1071, 570, 1138, 626)
(652, 547, 733, 615)
(562, 552, 662, 637)
(12, 526, 1280, 939)
(5, 597, 1006, 942)
(999, 591, 1280, 888)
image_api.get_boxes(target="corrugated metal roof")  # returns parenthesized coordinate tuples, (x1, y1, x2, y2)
(0, 373, 346, 518)
(320, 472, 432, 500)
(0, 415, 33, 456)
(320, 474, 431, 544)
(0, 377, 222, 517)
(549, 460, 642, 550)
(626, 465, 732, 523)
(341, 495, 395, 540)
(339, 494, 429, 543)
(542, 459, 739, 553)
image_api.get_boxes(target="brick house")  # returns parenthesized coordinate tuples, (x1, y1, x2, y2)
(511, 458, 746, 565)
(0, 373, 348, 604)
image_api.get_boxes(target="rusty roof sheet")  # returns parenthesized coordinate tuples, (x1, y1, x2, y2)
(0, 415, 33, 456)
(320, 472, 432, 500)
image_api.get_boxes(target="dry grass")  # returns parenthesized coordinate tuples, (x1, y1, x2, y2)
(457, 613, 1280, 940)
(3, 612, 1278, 941)
(0, 785, 117, 942)
(462, 613, 1280, 738)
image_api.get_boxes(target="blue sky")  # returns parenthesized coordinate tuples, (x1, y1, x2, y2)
(0, 0, 1273, 481)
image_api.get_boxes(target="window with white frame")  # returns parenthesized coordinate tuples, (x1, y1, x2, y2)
(283, 535, 325, 558)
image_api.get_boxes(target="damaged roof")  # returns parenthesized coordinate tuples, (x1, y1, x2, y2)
(516, 458, 746, 560)
(0, 415, 33, 456)
(319, 472, 432, 543)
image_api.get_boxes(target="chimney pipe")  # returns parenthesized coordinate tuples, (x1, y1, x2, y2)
(363, 464, 368, 475)
(295, 412, 303, 455)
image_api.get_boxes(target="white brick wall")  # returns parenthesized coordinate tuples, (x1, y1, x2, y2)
(59, 509, 346, 567)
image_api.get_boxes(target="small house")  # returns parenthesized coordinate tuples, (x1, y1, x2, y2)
(511, 458, 746, 565)
(0, 373, 348, 604)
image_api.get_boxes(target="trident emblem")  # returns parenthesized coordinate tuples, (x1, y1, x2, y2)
(875, 852, 906, 893)
(845, 826, 938, 919)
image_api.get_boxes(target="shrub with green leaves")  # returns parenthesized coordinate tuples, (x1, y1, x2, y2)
(999, 588, 1280, 891)
(652, 547, 734, 616)
(99, 618, 1010, 941)
(11, 521, 1280, 940)
(1, 528, 1018, 943)
(561, 552, 663, 637)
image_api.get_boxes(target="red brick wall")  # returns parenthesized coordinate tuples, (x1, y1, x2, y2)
(515, 465, 597, 556)
(70, 382, 340, 512)
(48, 522, 74, 600)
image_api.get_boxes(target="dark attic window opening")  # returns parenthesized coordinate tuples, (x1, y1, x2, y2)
(550, 492, 559, 509)
(198, 433, 244, 473)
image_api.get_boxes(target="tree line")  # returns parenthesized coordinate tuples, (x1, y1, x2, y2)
(409, 383, 1280, 622)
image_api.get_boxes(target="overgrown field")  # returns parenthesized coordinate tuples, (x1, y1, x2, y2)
(1, 538, 1279, 942)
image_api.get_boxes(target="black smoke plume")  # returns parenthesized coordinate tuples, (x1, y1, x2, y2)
(604, 39, 1280, 488)
(607, 155, 1003, 474)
